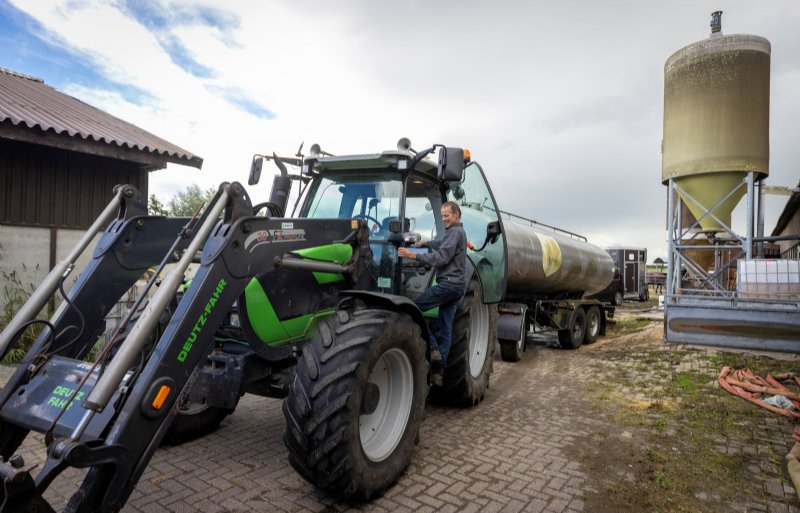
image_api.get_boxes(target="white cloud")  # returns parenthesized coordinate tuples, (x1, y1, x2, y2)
(6, 0, 800, 262)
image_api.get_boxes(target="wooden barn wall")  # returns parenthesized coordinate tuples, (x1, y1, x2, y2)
(0, 138, 148, 229)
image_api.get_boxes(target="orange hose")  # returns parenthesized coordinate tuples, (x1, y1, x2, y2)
(718, 367, 800, 420)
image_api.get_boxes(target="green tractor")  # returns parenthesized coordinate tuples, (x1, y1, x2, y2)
(0, 139, 508, 511)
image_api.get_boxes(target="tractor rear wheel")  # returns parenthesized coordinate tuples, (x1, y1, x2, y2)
(558, 308, 586, 349)
(283, 309, 428, 501)
(435, 277, 497, 407)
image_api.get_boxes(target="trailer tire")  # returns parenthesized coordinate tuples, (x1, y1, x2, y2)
(558, 308, 586, 349)
(433, 277, 497, 407)
(499, 339, 523, 362)
(283, 309, 427, 501)
(499, 317, 526, 362)
(613, 290, 624, 306)
(584, 306, 601, 345)
(162, 400, 236, 446)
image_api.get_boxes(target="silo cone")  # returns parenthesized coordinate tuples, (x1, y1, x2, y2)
(662, 31, 770, 232)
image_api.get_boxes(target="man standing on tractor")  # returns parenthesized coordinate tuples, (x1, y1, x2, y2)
(398, 201, 467, 386)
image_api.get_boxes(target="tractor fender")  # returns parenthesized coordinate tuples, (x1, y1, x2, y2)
(338, 290, 430, 342)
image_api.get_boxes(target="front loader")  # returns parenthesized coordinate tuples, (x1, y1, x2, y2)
(0, 140, 506, 512)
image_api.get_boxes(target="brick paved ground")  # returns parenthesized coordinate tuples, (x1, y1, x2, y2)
(5, 323, 800, 512)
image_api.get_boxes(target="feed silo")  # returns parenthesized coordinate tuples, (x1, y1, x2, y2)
(662, 11, 770, 232)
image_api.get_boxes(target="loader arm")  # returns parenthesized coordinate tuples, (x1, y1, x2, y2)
(0, 182, 360, 513)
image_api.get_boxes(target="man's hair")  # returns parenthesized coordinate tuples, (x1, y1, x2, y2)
(442, 201, 461, 217)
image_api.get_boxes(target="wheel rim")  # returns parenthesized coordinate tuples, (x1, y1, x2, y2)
(587, 312, 599, 337)
(359, 348, 414, 462)
(572, 317, 585, 342)
(469, 300, 490, 377)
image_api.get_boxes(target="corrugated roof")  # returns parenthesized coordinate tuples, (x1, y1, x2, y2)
(0, 67, 202, 169)
(771, 180, 800, 236)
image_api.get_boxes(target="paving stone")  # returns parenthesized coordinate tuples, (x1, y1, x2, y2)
(6, 332, 794, 513)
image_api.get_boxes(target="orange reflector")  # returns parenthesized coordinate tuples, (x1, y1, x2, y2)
(151, 385, 171, 410)
(463, 149, 471, 162)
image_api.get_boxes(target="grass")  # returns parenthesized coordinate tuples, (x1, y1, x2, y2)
(610, 317, 651, 333)
(576, 337, 800, 513)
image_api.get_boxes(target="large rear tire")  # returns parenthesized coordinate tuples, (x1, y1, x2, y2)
(435, 277, 497, 407)
(283, 309, 428, 501)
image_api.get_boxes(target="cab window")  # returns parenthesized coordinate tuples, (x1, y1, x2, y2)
(302, 172, 402, 239)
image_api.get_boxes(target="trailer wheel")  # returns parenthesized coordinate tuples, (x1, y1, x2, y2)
(558, 308, 586, 349)
(434, 277, 497, 406)
(499, 339, 523, 362)
(499, 318, 527, 363)
(613, 290, 624, 306)
(584, 306, 601, 345)
(283, 309, 427, 501)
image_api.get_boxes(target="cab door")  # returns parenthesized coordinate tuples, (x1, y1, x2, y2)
(446, 162, 508, 303)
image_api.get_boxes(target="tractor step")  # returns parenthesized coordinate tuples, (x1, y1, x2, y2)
(0, 357, 130, 440)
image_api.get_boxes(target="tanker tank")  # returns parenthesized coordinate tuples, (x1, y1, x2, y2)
(502, 216, 614, 298)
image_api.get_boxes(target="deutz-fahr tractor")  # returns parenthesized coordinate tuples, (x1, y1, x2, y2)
(0, 140, 511, 512)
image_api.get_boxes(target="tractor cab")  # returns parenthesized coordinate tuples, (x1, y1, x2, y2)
(296, 140, 508, 303)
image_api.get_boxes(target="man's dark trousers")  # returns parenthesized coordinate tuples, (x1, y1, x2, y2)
(414, 281, 465, 372)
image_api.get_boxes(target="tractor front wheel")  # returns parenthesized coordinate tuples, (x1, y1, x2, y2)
(162, 399, 236, 445)
(283, 309, 428, 501)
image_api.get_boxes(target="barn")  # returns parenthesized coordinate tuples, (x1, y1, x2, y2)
(0, 67, 202, 307)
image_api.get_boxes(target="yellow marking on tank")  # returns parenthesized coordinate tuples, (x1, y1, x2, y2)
(536, 233, 562, 277)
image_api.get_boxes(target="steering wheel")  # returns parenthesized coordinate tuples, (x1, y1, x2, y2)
(353, 214, 382, 231)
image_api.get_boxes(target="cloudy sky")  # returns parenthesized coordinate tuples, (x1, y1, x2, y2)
(1, 0, 798, 261)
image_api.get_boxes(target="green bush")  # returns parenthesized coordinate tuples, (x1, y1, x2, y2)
(0, 267, 50, 364)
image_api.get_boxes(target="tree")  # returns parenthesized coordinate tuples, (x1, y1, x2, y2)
(148, 184, 217, 216)
(148, 194, 169, 216)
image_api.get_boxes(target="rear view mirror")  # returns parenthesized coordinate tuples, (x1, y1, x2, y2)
(438, 147, 465, 182)
(248, 156, 264, 185)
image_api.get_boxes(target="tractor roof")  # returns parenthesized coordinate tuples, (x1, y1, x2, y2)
(306, 148, 438, 177)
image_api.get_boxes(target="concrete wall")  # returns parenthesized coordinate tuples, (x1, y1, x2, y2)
(0, 225, 101, 313)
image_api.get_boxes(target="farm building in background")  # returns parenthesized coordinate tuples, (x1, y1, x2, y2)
(0, 67, 202, 309)
(771, 181, 800, 259)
